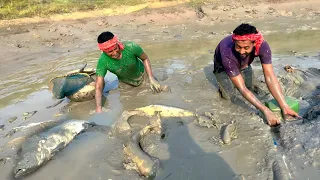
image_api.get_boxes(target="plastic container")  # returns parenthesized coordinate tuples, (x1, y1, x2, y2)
(265, 96, 300, 120)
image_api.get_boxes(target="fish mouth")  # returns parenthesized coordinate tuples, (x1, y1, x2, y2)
(14, 168, 27, 178)
(14, 163, 39, 178)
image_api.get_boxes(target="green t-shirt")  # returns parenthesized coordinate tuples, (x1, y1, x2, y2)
(96, 41, 145, 86)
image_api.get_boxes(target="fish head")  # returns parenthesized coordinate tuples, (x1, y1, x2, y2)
(144, 158, 160, 180)
(82, 122, 97, 129)
(14, 152, 39, 178)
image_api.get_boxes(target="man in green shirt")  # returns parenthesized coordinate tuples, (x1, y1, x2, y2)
(95, 31, 162, 113)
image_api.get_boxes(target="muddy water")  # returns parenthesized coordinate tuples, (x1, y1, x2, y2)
(0, 17, 320, 180)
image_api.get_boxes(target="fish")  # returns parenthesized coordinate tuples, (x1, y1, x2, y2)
(123, 125, 160, 179)
(46, 99, 64, 109)
(13, 120, 95, 178)
(135, 105, 196, 117)
(6, 120, 58, 138)
(221, 122, 237, 145)
(113, 105, 199, 134)
(272, 156, 291, 180)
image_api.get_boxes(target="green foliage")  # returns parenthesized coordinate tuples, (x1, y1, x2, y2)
(187, 0, 209, 7)
(0, 0, 152, 20)
(0, 0, 213, 20)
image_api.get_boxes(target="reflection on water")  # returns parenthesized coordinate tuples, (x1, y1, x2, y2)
(265, 30, 320, 54)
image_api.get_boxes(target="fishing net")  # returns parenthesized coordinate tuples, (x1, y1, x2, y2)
(49, 73, 94, 99)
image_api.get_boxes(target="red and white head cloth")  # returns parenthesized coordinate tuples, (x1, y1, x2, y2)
(98, 35, 124, 52)
(232, 31, 264, 56)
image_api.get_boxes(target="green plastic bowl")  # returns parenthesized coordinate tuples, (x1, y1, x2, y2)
(265, 96, 300, 113)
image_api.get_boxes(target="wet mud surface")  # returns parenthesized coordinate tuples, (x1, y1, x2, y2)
(0, 0, 320, 179)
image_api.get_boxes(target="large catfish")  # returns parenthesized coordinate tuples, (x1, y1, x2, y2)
(13, 120, 96, 178)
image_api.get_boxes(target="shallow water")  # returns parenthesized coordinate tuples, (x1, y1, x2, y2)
(0, 17, 320, 180)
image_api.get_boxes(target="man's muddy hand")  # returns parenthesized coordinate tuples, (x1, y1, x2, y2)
(282, 107, 301, 121)
(264, 109, 281, 126)
(96, 106, 102, 113)
(149, 77, 161, 93)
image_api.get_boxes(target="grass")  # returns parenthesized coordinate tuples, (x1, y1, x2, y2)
(0, 0, 164, 20)
(0, 0, 289, 20)
(188, 0, 210, 7)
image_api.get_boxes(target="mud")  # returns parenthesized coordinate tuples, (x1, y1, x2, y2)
(0, 0, 320, 179)
(275, 110, 320, 179)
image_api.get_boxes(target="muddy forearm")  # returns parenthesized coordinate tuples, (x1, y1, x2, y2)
(95, 77, 104, 109)
(231, 75, 269, 112)
(143, 58, 154, 79)
(262, 64, 289, 109)
(95, 89, 103, 108)
(238, 87, 269, 112)
(139, 52, 154, 79)
(265, 75, 289, 109)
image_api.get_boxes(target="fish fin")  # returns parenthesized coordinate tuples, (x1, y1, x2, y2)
(79, 63, 87, 73)
(86, 125, 111, 134)
(82, 122, 97, 129)
(152, 157, 163, 170)
(52, 142, 65, 152)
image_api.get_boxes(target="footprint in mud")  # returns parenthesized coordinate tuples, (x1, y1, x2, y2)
(22, 111, 37, 120)
(7, 116, 18, 123)
(195, 6, 206, 19)
(0, 158, 6, 166)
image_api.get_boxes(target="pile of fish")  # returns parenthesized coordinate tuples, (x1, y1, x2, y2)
(2, 104, 239, 179)
(112, 104, 240, 178)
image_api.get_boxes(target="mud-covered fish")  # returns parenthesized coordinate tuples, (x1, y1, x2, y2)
(221, 122, 237, 145)
(135, 105, 196, 117)
(6, 120, 58, 138)
(272, 157, 291, 180)
(14, 120, 95, 178)
(114, 105, 219, 134)
(123, 125, 160, 179)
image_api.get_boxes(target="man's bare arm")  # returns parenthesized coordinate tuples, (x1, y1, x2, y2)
(230, 74, 280, 126)
(230, 75, 267, 111)
(139, 52, 161, 92)
(95, 76, 105, 113)
(139, 52, 154, 78)
(261, 64, 300, 119)
(261, 64, 288, 109)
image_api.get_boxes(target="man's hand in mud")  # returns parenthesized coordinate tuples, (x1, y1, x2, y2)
(282, 107, 301, 121)
(149, 77, 161, 93)
(96, 106, 102, 113)
(264, 109, 281, 126)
